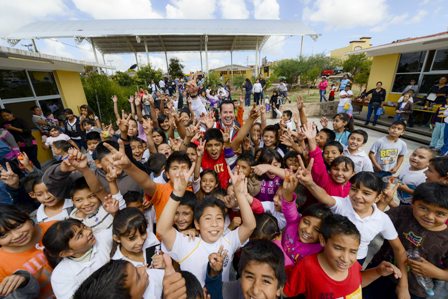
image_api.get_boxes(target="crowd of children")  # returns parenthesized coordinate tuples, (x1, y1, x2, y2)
(1, 75, 448, 299)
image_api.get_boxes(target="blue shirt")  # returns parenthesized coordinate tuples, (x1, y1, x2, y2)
(340, 79, 350, 91)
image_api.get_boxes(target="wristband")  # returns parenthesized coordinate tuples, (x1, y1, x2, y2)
(170, 192, 183, 202)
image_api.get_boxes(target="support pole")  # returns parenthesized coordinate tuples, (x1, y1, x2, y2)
(255, 39, 259, 78)
(200, 37, 203, 72)
(230, 50, 233, 83)
(102, 54, 106, 75)
(164, 51, 169, 74)
(134, 52, 139, 67)
(91, 39, 99, 64)
(205, 35, 209, 75)
(300, 35, 304, 59)
(144, 40, 150, 65)
(31, 39, 38, 53)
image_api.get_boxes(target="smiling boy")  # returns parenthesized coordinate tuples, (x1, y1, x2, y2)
(343, 129, 374, 173)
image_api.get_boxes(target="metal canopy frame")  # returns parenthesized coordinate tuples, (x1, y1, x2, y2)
(5, 19, 318, 74)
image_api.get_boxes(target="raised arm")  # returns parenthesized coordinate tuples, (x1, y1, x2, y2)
(112, 95, 121, 123)
(297, 95, 308, 126)
(134, 95, 144, 122)
(142, 118, 157, 154)
(231, 105, 259, 152)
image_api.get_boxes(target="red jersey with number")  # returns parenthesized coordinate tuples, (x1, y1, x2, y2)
(284, 254, 362, 299)
(201, 151, 230, 189)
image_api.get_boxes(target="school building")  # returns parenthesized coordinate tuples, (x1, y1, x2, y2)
(330, 37, 372, 60)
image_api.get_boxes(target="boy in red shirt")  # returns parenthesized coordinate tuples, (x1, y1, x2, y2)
(284, 214, 402, 298)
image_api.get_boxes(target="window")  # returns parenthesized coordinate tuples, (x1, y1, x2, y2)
(420, 74, 448, 94)
(392, 74, 420, 93)
(0, 70, 34, 99)
(432, 48, 448, 71)
(396, 52, 425, 73)
(29, 71, 59, 96)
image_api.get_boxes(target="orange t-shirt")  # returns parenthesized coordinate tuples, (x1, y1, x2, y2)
(0, 221, 55, 299)
(146, 183, 194, 221)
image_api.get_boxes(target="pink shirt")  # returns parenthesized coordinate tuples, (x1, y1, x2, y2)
(318, 80, 328, 91)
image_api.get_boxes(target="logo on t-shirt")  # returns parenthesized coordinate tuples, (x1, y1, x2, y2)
(379, 149, 398, 165)
(403, 231, 423, 247)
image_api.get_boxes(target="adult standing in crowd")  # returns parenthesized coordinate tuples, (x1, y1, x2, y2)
(402, 79, 419, 95)
(278, 79, 289, 103)
(30, 105, 51, 136)
(428, 76, 448, 105)
(79, 104, 101, 129)
(364, 81, 387, 126)
(0, 109, 41, 169)
(243, 78, 253, 106)
(63, 108, 85, 150)
(339, 74, 350, 91)
(337, 84, 354, 115)
(318, 76, 328, 102)
(253, 79, 263, 105)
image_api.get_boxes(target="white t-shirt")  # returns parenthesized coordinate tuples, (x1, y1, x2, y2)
(338, 90, 353, 107)
(397, 164, 427, 204)
(163, 229, 242, 286)
(261, 201, 286, 230)
(45, 133, 71, 156)
(190, 96, 207, 119)
(36, 198, 73, 223)
(343, 147, 374, 174)
(253, 82, 263, 93)
(51, 229, 113, 299)
(370, 137, 408, 172)
(331, 196, 398, 259)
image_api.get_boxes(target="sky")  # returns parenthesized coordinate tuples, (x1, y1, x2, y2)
(0, 0, 447, 73)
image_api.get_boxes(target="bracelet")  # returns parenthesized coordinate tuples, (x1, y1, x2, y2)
(170, 192, 183, 202)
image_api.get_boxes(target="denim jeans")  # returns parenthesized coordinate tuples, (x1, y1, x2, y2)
(254, 92, 261, 105)
(430, 122, 445, 149)
(245, 93, 251, 106)
(319, 89, 326, 102)
(365, 102, 381, 125)
(440, 123, 448, 154)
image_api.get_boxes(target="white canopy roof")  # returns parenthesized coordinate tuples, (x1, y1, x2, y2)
(5, 19, 318, 54)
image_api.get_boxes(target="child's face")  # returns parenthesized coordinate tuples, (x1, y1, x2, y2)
(298, 216, 322, 244)
(98, 154, 123, 175)
(160, 118, 170, 131)
(84, 123, 93, 131)
(180, 112, 190, 126)
(272, 192, 282, 212)
(174, 204, 194, 231)
(347, 133, 365, 152)
(323, 146, 341, 165)
(250, 125, 261, 143)
(349, 183, 379, 214)
(263, 131, 277, 148)
(72, 188, 101, 217)
(186, 147, 197, 163)
(66, 224, 96, 257)
(115, 230, 147, 254)
(30, 182, 60, 207)
(152, 131, 164, 145)
(330, 162, 353, 184)
(412, 200, 448, 231)
(237, 160, 252, 177)
(388, 124, 405, 138)
(409, 148, 431, 170)
(240, 261, 281, 299)
(0, 220, 35, 248)
(157, 143, 172, 159)
(201, 173, 218, 194)
(127, 120, 138, 137)
(195, 206, 225, 243)
(320, 234, 359, 273)
(267, 158, 281, 179)
(49, 128, 60, 137)
(124, 263, 149, 299)
(166, 161, 191, 181)
(285, 157, 299, 172)
(281, 113, 291, 122)
(87, 140, 100, 152)
(205, 139, 223, 160)
(425, 163, 446, 184)
(130, 141, 145, 161)
(332, 117, 346, 131)
(315, 131, 328, 148)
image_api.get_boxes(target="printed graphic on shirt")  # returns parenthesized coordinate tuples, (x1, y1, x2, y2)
(345, 285, 362, 298)
(214, 163, 225, 173)
(403, 231, 423, 248)
(379, 149, 398, 164)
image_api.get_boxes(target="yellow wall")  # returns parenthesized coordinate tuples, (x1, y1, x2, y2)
(54, 70, 88, 114)
(330, 40, 371, 60)
(32, 130, 53, 163)
(211, 69, 253, 83)
(366, 54, 400, 115)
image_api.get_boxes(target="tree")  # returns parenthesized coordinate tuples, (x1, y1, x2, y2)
(135, 64, 163, 88)
(168, 58, 184, 79)
(112, 71, 134, 87)
(272, 59, 301, 84)
(232, 75, 246, 90)
(343, 53, 372, 88)
(206, 72, 221, 89)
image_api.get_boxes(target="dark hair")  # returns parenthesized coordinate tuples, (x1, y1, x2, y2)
(81, 118, 96, 127)
(350, 171, 385, 194)
(319, 128, 336, 143)
(204, 128, 224, 144)
(53, 140, 71, 152)
(237, 152, 256, 167)
(186, 142, 197, 150)
(238, 239, 286, 287)
(349, 129, 368, 144)
(330, 156, 355, 172)
(391, 120, 406, 130)
(282, 110, 292, 119)
(146, 153, 166, 174)
(22, 173, 43, 193)
(86, 131, 101, 142)
(79, 105, 96, 117)
(413, 183, 448, 209)
(251, 213, 280, 241)
(49, 126, 60, 132)
(219, 100, 235, 111)
(333, 113, 354, 132)
(166, 151, 192, 171)
(179, 191, 197, 211)
(324, 141, 343, 154)
(73, 260, 130, 299)
(320, 214, 360, 242)
(70, 177, 92, 198)
(0, 109, 12, 115)
(129, 137, 144, 145)
(64, 108, 74, 115)
(263, 125, 279, 146)
(181, 271, 204, 299)
(93, 140, 119, 162)
(283, 150, 299, 161)
(256, 148, 282, 165)
(429, 156, 448, 178)
(152, 127, 168, 144)
(111, 208, 148, 257)
(0, 204, 32, 238)
(30, 105, 40, 111)
(43, 218, 85, 267)
(302, 203, 332, 220)
(123, 191, 143, 205)
(376, 81, 383, 85)
(194, 197, 226, 223)
(157, 114, 169, 129)
(180, 108, 191, 117)
(200, 170, 219, 190)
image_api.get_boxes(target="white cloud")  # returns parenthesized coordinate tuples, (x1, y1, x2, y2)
(371, 10, 428, 32)
(72, 0, 162, 19)
(0, 0, 67, 36)
(303, 0, 388, 29)
(410, 10, 428, 23)
(218, 0, 249, 19)
(40, 39, 74, 58)
(252, 0, 280, 19)
(165, 0, 217, 19)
